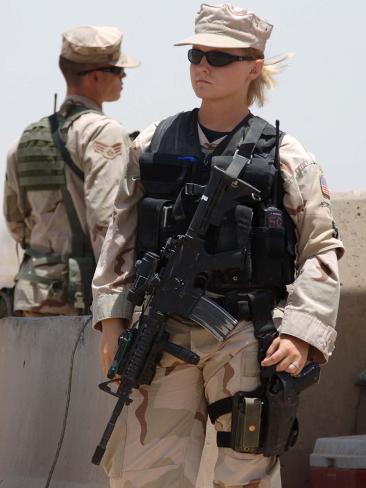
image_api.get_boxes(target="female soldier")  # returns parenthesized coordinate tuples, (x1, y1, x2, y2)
(92, 4, 344, 487)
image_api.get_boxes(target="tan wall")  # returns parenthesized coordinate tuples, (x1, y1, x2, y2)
(281, 191, 366, 487)
(0, 192, 364, 488)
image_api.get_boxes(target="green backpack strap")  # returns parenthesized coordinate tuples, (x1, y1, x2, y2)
(48, 112, 87, 257)
(48, 112, 85, 181)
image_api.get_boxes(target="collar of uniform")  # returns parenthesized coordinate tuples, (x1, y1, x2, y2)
(197, 123, 228, 153)
(60, 95, 103, 114)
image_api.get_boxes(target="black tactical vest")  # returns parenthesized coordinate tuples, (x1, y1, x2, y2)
(136, 109, 296, 294)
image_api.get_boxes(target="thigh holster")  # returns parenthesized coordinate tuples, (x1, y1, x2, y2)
(208, 388, 264, 454)
(207, 366, 313, 457)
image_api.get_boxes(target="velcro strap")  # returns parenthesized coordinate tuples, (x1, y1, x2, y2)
(217, 431, 232, 448)
(208, 396, 233, 424)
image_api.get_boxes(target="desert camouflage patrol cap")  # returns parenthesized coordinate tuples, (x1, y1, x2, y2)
(61, 26, 140, 68)
(175, 3, 273, 52)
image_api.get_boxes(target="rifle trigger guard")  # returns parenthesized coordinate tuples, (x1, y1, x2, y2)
(98, 380, 121, 398)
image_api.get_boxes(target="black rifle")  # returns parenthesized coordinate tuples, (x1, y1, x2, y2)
(92, 153, 261, 465)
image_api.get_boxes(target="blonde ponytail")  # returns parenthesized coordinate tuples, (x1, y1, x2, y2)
(245, 51, 294, 107)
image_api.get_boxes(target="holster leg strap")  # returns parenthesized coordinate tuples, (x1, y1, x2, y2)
(208, 389, 263, 453)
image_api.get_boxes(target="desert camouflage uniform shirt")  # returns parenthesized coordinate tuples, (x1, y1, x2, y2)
(92, 118, 344, 362)
(4, 95, 131, 314)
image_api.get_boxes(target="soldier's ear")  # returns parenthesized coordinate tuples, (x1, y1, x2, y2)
(82, 71, 99, 83)
(247, 59, 263, 80)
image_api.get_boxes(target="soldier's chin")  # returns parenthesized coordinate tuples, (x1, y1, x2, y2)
(105, 93, 121, 102)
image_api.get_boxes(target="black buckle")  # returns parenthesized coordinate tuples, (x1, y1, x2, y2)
(184, 183, 205, 196)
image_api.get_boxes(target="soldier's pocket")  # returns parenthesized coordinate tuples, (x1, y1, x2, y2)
(241, 346, 261, 377)
(233, 322, 260, 378)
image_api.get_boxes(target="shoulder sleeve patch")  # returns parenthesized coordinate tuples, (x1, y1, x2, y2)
(320, 175, 330, 199)
(94, 141, 122, 160)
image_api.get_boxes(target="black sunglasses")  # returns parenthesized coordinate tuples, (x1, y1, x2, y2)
(77, 66, 125, 76)
(188, 48, 256, 67)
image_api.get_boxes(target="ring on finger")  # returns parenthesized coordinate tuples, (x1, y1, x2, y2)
(289, 362, 300, 371)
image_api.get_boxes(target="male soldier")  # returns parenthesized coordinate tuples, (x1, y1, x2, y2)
(93, 4, 344, 487)
(3, 26, 139, 316)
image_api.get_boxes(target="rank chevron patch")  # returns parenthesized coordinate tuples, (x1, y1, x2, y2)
(94, 141, 122, 159)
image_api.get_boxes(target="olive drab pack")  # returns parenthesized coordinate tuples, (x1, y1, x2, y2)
(136, 111, 296, 296)
(15, 106, 98, 313)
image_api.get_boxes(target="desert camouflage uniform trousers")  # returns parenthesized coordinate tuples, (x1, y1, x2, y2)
(102, 317, 281, 488)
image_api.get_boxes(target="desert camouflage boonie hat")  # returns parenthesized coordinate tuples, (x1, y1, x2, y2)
(175, 3, 273, 52)
(61, 26, 140, 68)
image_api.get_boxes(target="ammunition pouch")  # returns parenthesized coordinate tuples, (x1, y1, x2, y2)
(139, 153, 207, 198)
(251, 207, 296, 287)
(136, 153, 206, 258)
(210, 389, 264, 454)
(136, 198, 174, 257)
(205, 205, 253, 290)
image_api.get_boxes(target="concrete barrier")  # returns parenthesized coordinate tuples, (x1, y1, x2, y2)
(0, 315, 110, 487)
(0, 191, 364, 488)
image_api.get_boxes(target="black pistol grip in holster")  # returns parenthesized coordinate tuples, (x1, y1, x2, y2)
(262, 362, 321, 456)
(262, 374, 300, 456)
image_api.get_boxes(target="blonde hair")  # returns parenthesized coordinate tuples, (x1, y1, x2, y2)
(244, 49, 292, 107)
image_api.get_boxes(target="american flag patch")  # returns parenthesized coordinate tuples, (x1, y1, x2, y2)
(320, 176, 330, 199)
(94, 141, 122, 160)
